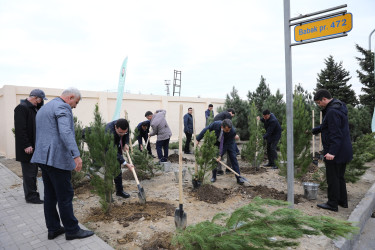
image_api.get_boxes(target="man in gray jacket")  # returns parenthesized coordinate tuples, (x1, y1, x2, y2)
(149, 109, 172, 162)
(31, 88, 94, 241)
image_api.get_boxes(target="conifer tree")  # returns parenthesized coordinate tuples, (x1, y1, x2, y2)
(72, 116, 88, 188)
(224, 86, 250, 140)
(206, 110, 214, 126)
(85, 104, 119, 214)
(315, 55, 358, 106)
(194, 130, 219, 183)
(129, 148, 160, 180)
(173, 197, 358, 249)
(262, 89, 286, 126)
(355, 44, 375, 111)
(241, 102, 265, 168)
(279, 91, 312, 178)
(247, 75, 271, 112)
(347, 104, 372, 142)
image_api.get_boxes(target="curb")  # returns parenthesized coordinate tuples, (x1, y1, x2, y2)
(334, 182, 375, 249)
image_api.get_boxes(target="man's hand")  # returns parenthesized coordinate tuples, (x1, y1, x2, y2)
(256, 116, 260, 121)
(216, 156, 222, 162)
(74, 157, 83, 172)
(235, 135, 240, 140)
(124, 144, 129, 152)
(24, 146, 33, 154)
(324, 153, 335, 161)
(125, 163, 134, 170)
(196, 140, 200, 147)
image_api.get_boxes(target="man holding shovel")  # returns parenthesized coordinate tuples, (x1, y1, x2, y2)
(105, 118, 135, 199)
(196, 119, 244, 185)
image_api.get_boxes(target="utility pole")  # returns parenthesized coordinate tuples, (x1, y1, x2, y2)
(165, 80, 171, 96)
(369, 29, 375, 132)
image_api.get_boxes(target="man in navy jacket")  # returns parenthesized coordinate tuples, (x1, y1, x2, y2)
(183, 107, 193, 154)
(312, 89, 352, 212)
(196, 119, 244, 185)
(258, 109, 282, 169)
(137, 120, 152, 155)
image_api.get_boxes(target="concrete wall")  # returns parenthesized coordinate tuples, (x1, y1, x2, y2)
(0, 85, 224, 158)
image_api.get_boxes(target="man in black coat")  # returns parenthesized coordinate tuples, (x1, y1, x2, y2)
(312, 89, 353, 212)
(136, 120, 152, 156)
(105, 119, 135, 199)
(196, 119, 244, 185)
(14, 89, 47, 204)
(183, 107, 193, 154)
(258, 109, 281, 169)
(213, 108, 235, 122)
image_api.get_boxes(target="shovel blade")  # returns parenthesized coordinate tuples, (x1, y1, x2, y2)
(137, 185, 146, 204)
(174, 207, 187, 229)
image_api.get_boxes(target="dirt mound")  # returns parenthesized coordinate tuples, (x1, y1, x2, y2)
(191, 184, 231, 204)
(122, 169, 151, 181)
(84, 201, 175, 225)
(142, 232, 174, 250)
(237, 185, 304, 204)
(168, 153, 191, 163)
(300, 163, 320, 183)
(240, 166, 268, 175)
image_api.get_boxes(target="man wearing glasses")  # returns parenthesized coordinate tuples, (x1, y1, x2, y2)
(105, 118, 135, 199)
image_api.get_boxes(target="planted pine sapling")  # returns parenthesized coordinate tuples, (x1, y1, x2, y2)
(173, 197, 358, 249)
(129, 148, 161, 180)
(193, 130, 218, 186)
(85, 104, 120, 214)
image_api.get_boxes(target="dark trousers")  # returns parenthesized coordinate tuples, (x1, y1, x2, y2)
(184, 132, 192, 153)
(266, 140, 279, 165)
(213, 146, 240, 179)
(138, 135, 152, 155)
(20, 162, 40, 202)
(114, 164, 124, 193)
(39, 164, 80, 234)
(156, 138, 170, 162)
(325, 161, 348, 208)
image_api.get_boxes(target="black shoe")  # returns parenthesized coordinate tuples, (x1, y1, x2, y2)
(263, 163, 272, 167)
(217, 170, 224, 176)
(26, 199, 44, 204)
(48, 227, 65, 240)
(116, 191, 130, 199)
(237, 178, 244, 185)
(210, 177, 216, 183)
(66, 229, 94, 240)
(317, 203, 338, 212)
(225, 168, 231, 173)
(338, 202, 348, 208)
(272, 165, 278, 169)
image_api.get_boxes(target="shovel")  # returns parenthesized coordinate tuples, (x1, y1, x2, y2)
(126, 150, 146, 204)
(175, 104, 187, 229)
(192, 108, 198, 175)
(216, 159, 252, 185)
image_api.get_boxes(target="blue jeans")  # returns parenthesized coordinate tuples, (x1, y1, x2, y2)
(156, 138, 170, 162)
(39, 164, 80, 234)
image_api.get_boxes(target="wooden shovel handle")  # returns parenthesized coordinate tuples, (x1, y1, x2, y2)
(178, 104, 183, 204)
(126, 150, 140, 185)
(217, 159, 241, 178)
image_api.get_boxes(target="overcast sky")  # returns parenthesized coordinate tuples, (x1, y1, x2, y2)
(1, 0, 374, 100)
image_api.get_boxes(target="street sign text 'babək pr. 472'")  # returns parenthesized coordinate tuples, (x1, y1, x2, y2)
(294, 13, 352, 42)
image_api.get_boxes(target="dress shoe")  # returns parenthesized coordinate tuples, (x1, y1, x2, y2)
(26, 199, 44, 204)
(317, 203, 338, 212)
(237, 178, 244, 185)
(338, 202, 348, 208)
(116, 191, 130, 199)
(66, 229, 94, 240)
(48, 227, 65, 240)
(272, 165, 278, 169)
(210, 177, 216, 183)
(217, 170, 224, 176)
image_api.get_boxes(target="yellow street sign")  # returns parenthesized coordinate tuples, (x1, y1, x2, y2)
(294, 13, 352, 42)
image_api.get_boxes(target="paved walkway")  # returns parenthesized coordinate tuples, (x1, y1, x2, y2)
(0, 163, 113, 250)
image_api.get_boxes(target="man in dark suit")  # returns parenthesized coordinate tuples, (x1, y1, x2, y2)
(183, 107, 193, 154)
(213, 108, 235, 122)
(258, 109, 282, 169)
(196, 119, 244, 185)
(312, 89, 352, 212)
(136, 112, 153, 156)
(31, 88, 94, 240)
(14, 89, 47, 204)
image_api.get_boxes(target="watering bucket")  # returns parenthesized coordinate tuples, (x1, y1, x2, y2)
(303, 182, 319, 200)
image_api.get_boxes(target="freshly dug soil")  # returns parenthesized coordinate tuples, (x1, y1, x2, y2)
(240, 166, 268, 175)
(168, 153, 191, 163)
(83, 201, 175, 225)
(141, 231, 174, 250)
(190, 184, 231, 204)
(122, 168, 151, 181)
(237, 185, 304, 204)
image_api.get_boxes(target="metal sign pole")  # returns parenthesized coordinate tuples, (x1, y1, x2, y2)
(284, 0, 294, 208)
